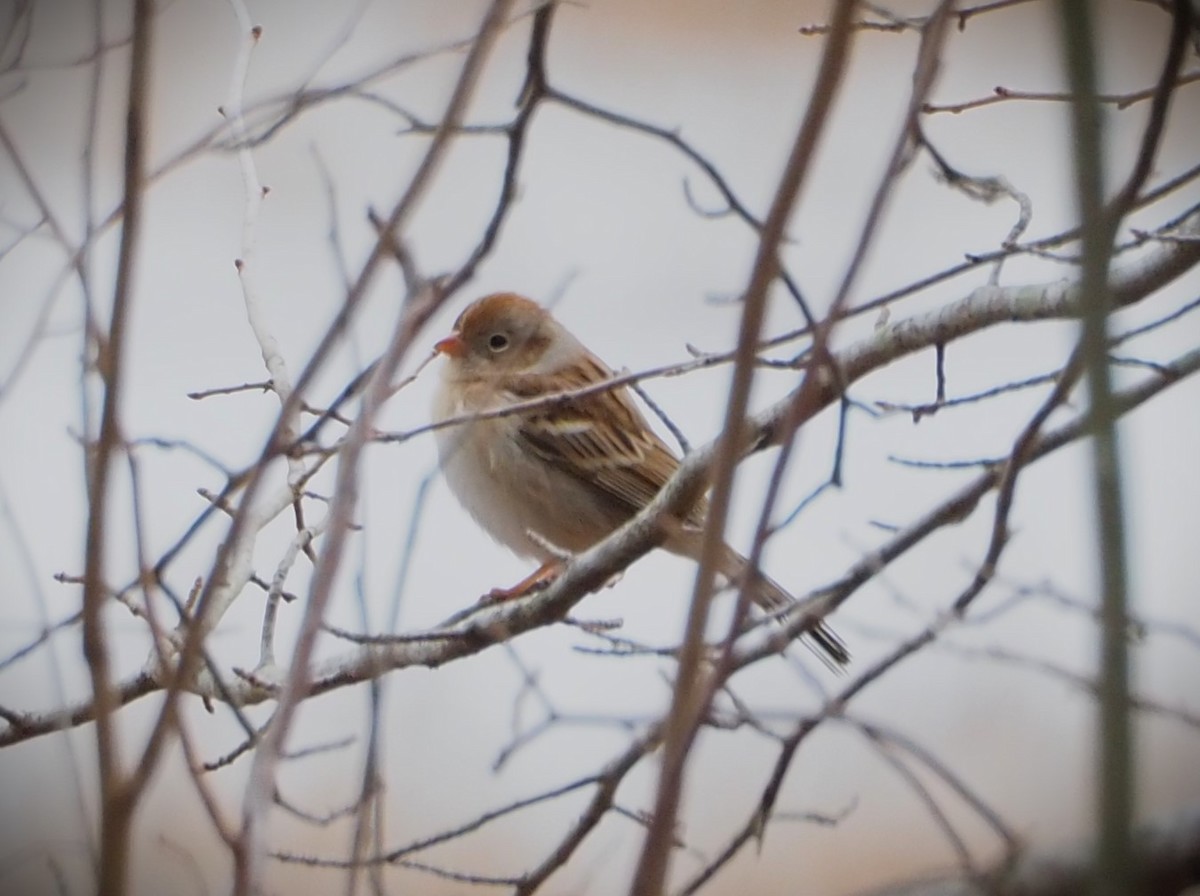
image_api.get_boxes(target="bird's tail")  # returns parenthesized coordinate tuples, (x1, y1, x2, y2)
(719, 544, 849, 668)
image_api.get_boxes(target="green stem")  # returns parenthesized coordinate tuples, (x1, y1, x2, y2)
(1057, 2, 1133, 893)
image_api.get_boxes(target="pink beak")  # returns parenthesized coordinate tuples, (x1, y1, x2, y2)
(434, 334, 466, 358)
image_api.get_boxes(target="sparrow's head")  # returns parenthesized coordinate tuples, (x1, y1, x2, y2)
(435, 292, 580, 378)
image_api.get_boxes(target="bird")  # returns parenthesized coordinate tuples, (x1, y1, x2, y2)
(431, 291, 847, 666)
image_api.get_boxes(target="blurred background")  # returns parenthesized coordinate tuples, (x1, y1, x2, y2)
(1, 0, 1198, 893)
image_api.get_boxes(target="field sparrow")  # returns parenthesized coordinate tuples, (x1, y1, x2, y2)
(432, 292, 847, 665)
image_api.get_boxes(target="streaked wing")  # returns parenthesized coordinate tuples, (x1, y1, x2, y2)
(508, 355, 683, 516)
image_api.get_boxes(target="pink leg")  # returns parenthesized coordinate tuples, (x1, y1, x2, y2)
(482, 560, 564, 603)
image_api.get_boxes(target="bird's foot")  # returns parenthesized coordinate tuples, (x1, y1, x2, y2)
(479, 560, 563, 603)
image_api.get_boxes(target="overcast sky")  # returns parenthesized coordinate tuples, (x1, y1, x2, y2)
(1, 2, 1198, 894)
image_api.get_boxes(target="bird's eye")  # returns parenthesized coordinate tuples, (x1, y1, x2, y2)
(488, 333, 510, 352)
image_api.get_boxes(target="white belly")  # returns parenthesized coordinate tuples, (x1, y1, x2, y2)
(432, 375, 622, 559)
(433, 378, 559, 560)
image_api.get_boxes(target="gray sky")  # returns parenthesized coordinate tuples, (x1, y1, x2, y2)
(1, 2, 1198, 893)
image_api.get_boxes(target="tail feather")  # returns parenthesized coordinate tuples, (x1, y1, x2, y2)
(721, 545, 849, 668)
